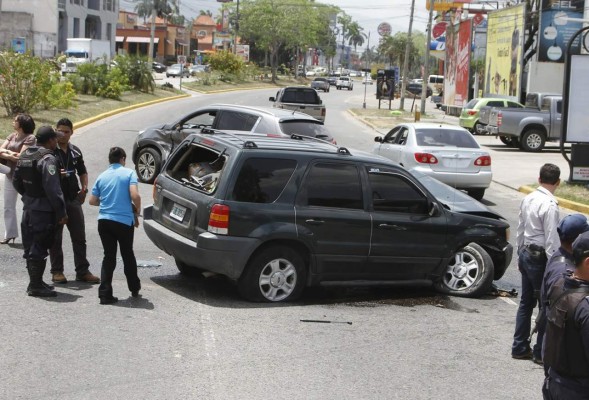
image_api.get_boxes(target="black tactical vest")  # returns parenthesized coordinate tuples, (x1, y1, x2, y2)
(16, 147, 53, 198)
(543, 277, 589, 378)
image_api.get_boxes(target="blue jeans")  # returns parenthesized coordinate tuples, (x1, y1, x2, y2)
(512, 247, 547, 357)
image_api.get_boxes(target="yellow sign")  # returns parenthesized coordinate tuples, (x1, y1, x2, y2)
(484, 4, 524, 98)
(426, 0, 471, 11)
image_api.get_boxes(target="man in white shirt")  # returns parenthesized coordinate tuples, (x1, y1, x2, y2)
(512, 163, 561, 363)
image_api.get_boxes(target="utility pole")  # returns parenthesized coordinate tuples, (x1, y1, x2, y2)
(233, 0, 239, 54)
(363, 31, 370, 109)
(148, 7, 156, 65)
(399, 0, 416, 111)
(420, 0, 435, 114)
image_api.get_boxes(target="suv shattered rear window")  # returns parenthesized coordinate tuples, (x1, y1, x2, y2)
(231, 158, 297, 203)
(166, 144, 227, 194)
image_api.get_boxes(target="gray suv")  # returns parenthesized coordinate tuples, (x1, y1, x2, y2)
(143, 131, 513, 302)
(132, 104, 335, 183)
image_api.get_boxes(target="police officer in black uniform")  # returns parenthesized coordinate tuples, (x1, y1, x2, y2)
(12, 126, 68, 297)
(542, 231, 589, 399)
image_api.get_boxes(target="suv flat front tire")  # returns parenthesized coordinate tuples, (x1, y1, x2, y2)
(136, 147, 162, 184)
(238, 246, 306, 302)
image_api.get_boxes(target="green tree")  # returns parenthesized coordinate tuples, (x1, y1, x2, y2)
(347, 21, 366, 52)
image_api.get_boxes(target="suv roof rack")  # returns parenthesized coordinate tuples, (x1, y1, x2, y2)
(289, 133, 351, 155)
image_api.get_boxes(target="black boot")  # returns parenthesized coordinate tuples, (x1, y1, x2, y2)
(27, 259, 57, 297)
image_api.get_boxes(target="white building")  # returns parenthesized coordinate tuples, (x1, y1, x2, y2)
(0, 0, 118, 58)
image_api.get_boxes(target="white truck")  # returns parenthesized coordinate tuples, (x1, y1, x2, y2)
(61, 38, 112, 74)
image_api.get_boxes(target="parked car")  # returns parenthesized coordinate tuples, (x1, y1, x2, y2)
(269, 86, 326, 121)
(166, 63, 190, 78)
(188, 64, 210, 75)
(311, 77, 330, 92)
(152, 62, 167, 73)
(336, 76, 353, 90)
(372, 122, 492, 200)
(406, 83, 432, 98)
(143, 130, 512, 302)
(486, 93, 562, 152)
(132, 104, 335, 183)
(305, 70, 316, 77)
(459, 98, 524, 134)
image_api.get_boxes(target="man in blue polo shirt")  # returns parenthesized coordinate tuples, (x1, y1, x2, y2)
(89, 147, 142, 305)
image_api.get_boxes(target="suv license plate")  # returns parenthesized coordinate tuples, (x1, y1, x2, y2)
(170, 203, 187, 222)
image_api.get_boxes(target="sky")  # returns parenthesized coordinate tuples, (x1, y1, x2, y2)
(119, 0, 431, 51)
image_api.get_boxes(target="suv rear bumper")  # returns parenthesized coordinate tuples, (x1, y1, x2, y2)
(143, 205, 259, 279)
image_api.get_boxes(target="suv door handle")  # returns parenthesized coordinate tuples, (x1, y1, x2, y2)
(305, 219, 324, 225)
(378, 223, 406, 230)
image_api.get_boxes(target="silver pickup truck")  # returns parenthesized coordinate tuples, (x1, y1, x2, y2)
(269, 86, 326, 122)
(486, 93, 562, 152)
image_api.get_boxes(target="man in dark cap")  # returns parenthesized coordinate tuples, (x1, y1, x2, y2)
(536, 214, 589, 367)
(542, 231, 589, 399)
(12, 126, 68, 297)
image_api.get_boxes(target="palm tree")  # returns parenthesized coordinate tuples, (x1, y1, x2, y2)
(133, 0, 179, 62)
(346, 22, 366, 52)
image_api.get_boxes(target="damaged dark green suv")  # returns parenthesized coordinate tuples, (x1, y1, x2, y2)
(143, 131, 513, 302)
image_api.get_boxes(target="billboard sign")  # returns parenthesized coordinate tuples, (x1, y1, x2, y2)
(236, 44, 249, 62)
(444, 19, 472, 107)
(426, 0, 472, 11)
(484, 4, 524, 99)
(538, 0, 585, 63)
(11, 38, 26, 54)
(565, 55, 589, 142)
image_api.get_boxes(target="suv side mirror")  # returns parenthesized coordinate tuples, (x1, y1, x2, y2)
(269, 97, 275, 102)
(374, 136, 383, 143)
(428, 201, 440, 217)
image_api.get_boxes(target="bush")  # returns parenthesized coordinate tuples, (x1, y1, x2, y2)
(0, 51, 59, 115)
(111, 54, 154, 93)
(43, 81, 77, 109)
(207, 51, 244, 75)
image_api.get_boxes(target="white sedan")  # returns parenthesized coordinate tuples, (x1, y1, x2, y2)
(372, 123, 492, 200)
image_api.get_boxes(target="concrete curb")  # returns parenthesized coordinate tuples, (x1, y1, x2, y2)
(72, 93, 190, 130)
(518, 186, 589, 214)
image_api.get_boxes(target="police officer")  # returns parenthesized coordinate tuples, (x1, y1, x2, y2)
(542, 231, 589, 399)
(12, 126, 68, 297)
(49, 118, 100, 284)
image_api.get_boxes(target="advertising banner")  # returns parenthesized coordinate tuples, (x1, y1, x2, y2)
(565, 55, 589, 142)
(236, 44, 250, 62)
(538, 0, 585, 62)
(444, 19, 472, 107)
(484, 4, 524, 99)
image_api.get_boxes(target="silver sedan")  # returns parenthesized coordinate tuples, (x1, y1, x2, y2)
(372, 122, 492, 200)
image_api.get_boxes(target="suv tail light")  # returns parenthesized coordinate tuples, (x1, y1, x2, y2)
(208, 204, 229, 235)
(474, 155, 491, 166)
(467, 110, 477, 115)
(321, 108, 326, 118)
(414, 152, 438, 164)
(497, 111, 502, 127)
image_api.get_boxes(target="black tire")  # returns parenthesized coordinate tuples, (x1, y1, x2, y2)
(499, 135, 512, 145)
(467, 188, 485, 201)
(238, 246, 306, 302)
(336, 86, 340, 90)
(175, 258, 203, 276)
(520, 129, 546, 152)
(135, 147, 162, 184)
(474, 122, 485, 135)
(434, 243, 494, 298)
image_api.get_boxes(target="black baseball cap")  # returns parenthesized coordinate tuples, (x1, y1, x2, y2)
(557, 214, 589, 242)
(35, 126, 57, 144)
(572, 231, 589, 266)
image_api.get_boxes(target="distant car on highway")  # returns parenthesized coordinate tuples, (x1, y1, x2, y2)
(362, 74, 373, 85)
(406, 83, 432, 98)
(310, 77, 330, 92)
(327, 75, 338, 86)
(372, 122, 492, 200)
(336, 76, 353, 90)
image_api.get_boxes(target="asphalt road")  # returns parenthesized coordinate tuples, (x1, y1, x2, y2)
(0, 86, 577, 399)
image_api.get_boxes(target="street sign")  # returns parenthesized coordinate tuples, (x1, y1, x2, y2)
(473, 13, 484, 26)
(377, 22, 392, 37)
(432, 22, 447, 39)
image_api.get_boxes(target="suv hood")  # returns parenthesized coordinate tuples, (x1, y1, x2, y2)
(411, 170, 503, 219)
